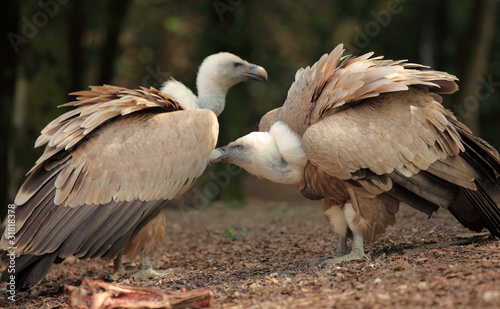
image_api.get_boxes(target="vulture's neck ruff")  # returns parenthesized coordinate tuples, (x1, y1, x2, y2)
(211, 121, 307, 185)
(267, 121, 308, 184)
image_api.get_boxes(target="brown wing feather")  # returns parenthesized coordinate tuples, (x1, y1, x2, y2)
(276, 44, 458, 137)
(3, 90, 217, 258)
(17, 85, 183, 205)
(302, 88, 463, 184)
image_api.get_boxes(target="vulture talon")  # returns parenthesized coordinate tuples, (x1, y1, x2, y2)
(110, 253, 127, 280)
(128, 268, 182, 281)
(305, 255, 336, 268)
(109, 268, 127, 281)
(320, 251, 370, 268)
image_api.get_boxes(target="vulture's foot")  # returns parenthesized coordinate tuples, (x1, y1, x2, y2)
(305, 255, 337, 267)
(109, 268, 127, 281)
(305, 244, 349, 267)
(110, 254, 127, 280)
(128, 267, 182, 280)
(126, 252, 181, 280)
(306, 233, 350, 267)
(319, 250, 370, 268)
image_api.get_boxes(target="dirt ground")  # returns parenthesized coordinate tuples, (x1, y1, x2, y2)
(1, 178, 500, 308)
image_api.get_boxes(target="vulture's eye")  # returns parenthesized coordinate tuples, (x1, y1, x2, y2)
(232, 62, 243, 68)
(236, 145, 244, 151)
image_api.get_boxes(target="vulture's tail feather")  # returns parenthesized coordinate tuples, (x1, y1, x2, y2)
(441, 120, 500, 236)
(387, 181, 440, 217)
(453, 122, 500, 186)
(470, 183, 500, 235)
(1, 252, 61, 291)
(449, 182, 500, 237)
(387, 157, 500, 237)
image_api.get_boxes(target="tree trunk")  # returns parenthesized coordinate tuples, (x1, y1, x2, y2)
(98, 0, 132, 85)
(67, 0, 87, 92)
(416, 0, 441, 68)
(456, 0, 498, 135)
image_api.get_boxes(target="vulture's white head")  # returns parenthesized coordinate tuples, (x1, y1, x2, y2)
(209, 121, 307, 185)
(196, 52, 268, 116)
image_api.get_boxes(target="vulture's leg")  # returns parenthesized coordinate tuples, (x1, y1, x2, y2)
(128, 252, 181, 280)
(335, 234, 348, 256)
(326, 205, 349, 257)
(320, 203, 370, 267)
(320, 230, 369, 267)
(110, 252, 126, 280)
(306, 201, 350, 267)
(141, 252, 153, 269)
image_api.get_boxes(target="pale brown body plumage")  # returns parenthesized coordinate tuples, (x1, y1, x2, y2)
(213, 44, 500, 264)
(121, 209, 167, 261)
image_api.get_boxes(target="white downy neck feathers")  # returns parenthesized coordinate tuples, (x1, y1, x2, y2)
(160, 52, 267, 117)
(269, 121, 307, 168)
(231, 121, 307, 185)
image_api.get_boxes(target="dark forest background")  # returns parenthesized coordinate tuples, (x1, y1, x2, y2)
(1, 0, 499, 222)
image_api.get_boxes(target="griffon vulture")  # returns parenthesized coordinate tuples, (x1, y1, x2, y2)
(1, 52, 267, 290)
(210, 44, 500, 266)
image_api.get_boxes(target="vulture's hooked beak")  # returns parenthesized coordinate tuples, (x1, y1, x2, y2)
(243, 64, 268, 82)
(209, 146, 230, 163)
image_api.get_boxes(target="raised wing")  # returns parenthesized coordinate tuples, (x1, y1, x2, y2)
(277, 44, 458, 136)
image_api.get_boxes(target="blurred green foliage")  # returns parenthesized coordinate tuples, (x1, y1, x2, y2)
(221, 225, 248, 241)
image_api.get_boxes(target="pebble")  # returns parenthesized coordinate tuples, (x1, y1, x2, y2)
(483, 290, 500, 303)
